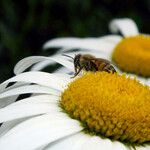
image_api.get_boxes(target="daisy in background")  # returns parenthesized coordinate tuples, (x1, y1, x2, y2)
(0, 55, 150, 150)
(42, 18, 150, 85)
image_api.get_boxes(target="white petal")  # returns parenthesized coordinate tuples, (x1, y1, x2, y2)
(54, 67, 73, 74)
(0, 95, 60, 122)
(0, 71, 70, 91)
(0, 82, 26, 108)
(146, 78, 150, 86)
(0, 113, 83, 150)
(14, 56, 73, 75)
(136, 145, 150, 150)
(30, 56, 74, 74)
(43, 37, 118, 54)
(49, 56, 74, 71)
(36, 145, 49, 150)
(0, 96, 18, 108)
(14, 56, 48, 74)
(0, 118, 30, 137)
(81, 136, 127, 150)
(45, 133, 89, 150)
(125, 73, 147, 85)
(0, 95, 59, 126)
(46, 132, 128, 150)
(99, 35, 122, 44)
(0, 85, 59, 99)
(11, 94, 59, 105)
(31, 60, 56, 71)
(109, 18, 139, 37)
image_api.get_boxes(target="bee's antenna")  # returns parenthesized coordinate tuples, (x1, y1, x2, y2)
(62, 54, 74, 59)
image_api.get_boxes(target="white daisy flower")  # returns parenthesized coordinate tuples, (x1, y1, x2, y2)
(42, 18, 150, 85)
(0, 56, 150, 150)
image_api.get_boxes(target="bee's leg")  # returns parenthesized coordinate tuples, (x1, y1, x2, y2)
(71, 67, 83, 78)
(74, 66, 78, 74)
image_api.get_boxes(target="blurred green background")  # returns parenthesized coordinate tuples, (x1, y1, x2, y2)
(0, 0, 150, 82)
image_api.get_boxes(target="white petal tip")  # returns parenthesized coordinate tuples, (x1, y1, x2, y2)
(109, 18, 139, 37)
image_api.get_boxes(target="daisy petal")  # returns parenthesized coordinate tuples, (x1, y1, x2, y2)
(0, 114, 83, 150)
(0, 95, 60, 123)
(136, 145, 150, 150)
(0, 118, 30, 137)
(109, 18, 139, 37)
(80, 136, 127, 150)
(146, 78, 150, 86)
(36, 145, 49, 150)
(43, 37, 117, 54)
(0, 72, 70, 91)
(99, 35, 122, 44)
(54, 67, 73, 74)
(11, 95, 59, 105)
(14, 56, 74, 74)
(14, 56, 49, 75)
(46, 133, 127, 150)
(45, 133, 89, 150)
(0, 83, 25, 108)
(0, 85, 59, 99)
(49, 56, 74, 71)
(31, 60, 56, 71)
(0, 96, 18, 108)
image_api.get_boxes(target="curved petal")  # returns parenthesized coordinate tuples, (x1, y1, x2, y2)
(0, 72, 70, 91)
(0, 113, 83, 150)
(54, 67, 73, 74)
(0, 82, 26, 108)
(0, 118, 30, 137)
(146, 78, 150, 86)
(125, 73, 147, 85)
(81, 136, 127, 150)
(0, 96, 18, 108)
(99, 35, 122, 44)
(31, 60, 56, 71)
(0, 85, 59, 99)
(136, 145, 150, 150)
(45, 133, 89, 150)
(46, 132, 128, 150)
(0, 95, 60, 123)
(50, 56, 74, 71)
(43, 37, 118, 54)
(109, 18, 139, 37)
(14, 56, 73, 75)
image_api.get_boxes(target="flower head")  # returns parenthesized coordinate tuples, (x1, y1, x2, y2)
(0, 56, 150, 150)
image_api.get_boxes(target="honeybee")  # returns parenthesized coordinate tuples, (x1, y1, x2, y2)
(63, 54, 116, 78)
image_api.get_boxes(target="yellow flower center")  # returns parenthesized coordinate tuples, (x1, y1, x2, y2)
(112, 35, 150, 77)
(60, 72, 150, 146)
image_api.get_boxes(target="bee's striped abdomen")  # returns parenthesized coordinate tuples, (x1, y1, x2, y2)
(97, 62, 116, 73)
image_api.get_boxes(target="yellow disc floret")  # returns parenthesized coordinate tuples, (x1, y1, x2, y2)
(61, 72, 150, 145)
(112, 35, 150, 77)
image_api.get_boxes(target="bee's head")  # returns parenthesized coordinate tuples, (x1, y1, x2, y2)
(74, 54, 81, 68)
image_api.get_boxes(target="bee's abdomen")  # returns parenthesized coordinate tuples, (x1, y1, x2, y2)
(98, 62, 116, 73)
(104, 64, 116, 73)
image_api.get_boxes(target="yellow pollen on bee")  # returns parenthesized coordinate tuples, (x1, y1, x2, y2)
(60, 72, 150, 145)
(112, 35, 150, 77)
